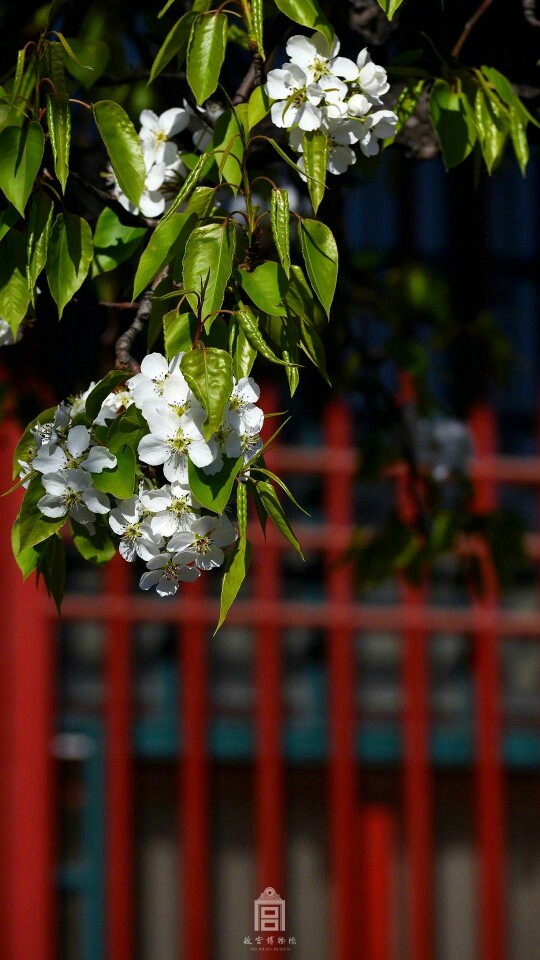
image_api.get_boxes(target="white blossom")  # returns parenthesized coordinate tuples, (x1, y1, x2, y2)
(357, 109, 398, 157)
(285, 33, 358, 84)
(352, 49, 390, 105)
(128, 352, 186, 409)
(109, 496, 163, 562)
(139, 553, 200, 596)
(139, 481, 199, 537)
(93, 387, 133, 426)
(225, 426, 263, 467)
(33, 424, 116, 476)
(138, 402, 217, 483)
(226, 377, 264, 434)
(184, 99, 225, 152)
(37, 469, 110, 532)
(168, 515, 237, 571)
(139, 107, 189, 165)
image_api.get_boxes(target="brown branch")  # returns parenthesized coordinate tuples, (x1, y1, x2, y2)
(114, 292, 152, 373)
(451, 0, 494, 58)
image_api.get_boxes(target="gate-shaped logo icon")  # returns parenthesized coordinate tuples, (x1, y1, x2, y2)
(254, 887, 286, 932)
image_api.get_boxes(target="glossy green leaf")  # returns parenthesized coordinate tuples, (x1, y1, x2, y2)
(133, 213, 196, 299)
(183, 222, 236, 325)
(235, 305, 293, 365)
(0, 122, 44, 215)
(302, 129, 327, 213)
(375, 0, 405, 19)
(229, 321, 256, 380)
(509, 106, 528, 175)
(106, 405, 148, 454)
(5, 48, 33, 125)
(216, 535, 251, 631)
(62, 37, 109, 90)
(273, 0, 333, 45)
(161, 152, 212, 222)
(298, 219, 338, 317)
(37, 533, 65, 613)
(248, 84, 271, 130)
(72, 519, 116, 566)
(211, 109, 245, 191)
(92, 207, 146, 276)
(13, 475, 65, 554)
(252, 466, 309, 515)
(185, 185, 216, 218)
(0, 206, 20, 243)
(0, 230, 30, 336)
(46, 93, 71, 191)
(47, 213, 93, 318)
(164, 310, 198, 359)
(41, 39, 67, 95)
(429, 80, 477, 170)
(393, 78, 426, 134)
(180, 347, 233, 440)
(298, 316, 330, 383)
(188, 454, 243, 513)
(236, 480, 248, 538)
(186, 13, 228, 105)
(238, 261, 288, 316)
(270, 188, 291, 277)
(284, 264, 326, 331)
(85, 371, 128, 422)
(94, 100, 145, 208)
(474, 87, 508, 174)
(149, 11, 197, 82)
(255, 478, 303, 558)
(26, 191, 54, 302)
(12, 530, 40, 578)
(93, 444, 136, 498)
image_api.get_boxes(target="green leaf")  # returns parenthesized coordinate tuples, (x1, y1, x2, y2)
(429, 80, 477, 170)
(270, 188, 290, 277)
(302, 129, 327, 213)
(0, 205, 20, 243)
(251, 0, 265, 58)
(0, 122, 45, 216)
(186, 13, 228, 106)
(188, 454, 243, 514)
(13, 475, 65, 554)
(183, 221, 236, 325)
(238, 261, 288, 316)
(180, 347, 233, 440)
(147, 273, 174, 349)
(72, 519, 116, 566)
(164, 310, 198, 359)
(281, 316, 300, 396)
(105, 405, 148, 454)
(46, 213, 93, 318)
(92, 207, 146, 276)
(26, 191, 54, 303)
(273, 0, 333, 45)
(216, 535, 251, 631)
(4, 48, 34, 126)
(393, 78, 426, 134)
(229, 321, 256, 380)
(474, 87, 508, 174)
(252, 466, 309, 515)
(235, 304, 293, 365)
(509, 106, 528, 175)
(236, 480, 248, 538)
(46, 93, 71, 192)
(85, 371, 127, 422)
(481, 66, 539, 127)
(284, 264, 326, 331)
(94, 100, 145, 208)
(41, 39, 67, 96)
(149, 11, 197, 82)
(133, 213, 196, 299)
(36, 533, 65, 613)
(0, 230, 30, 336)
(62, 37, 109, 90)
(255, 479, 303, 558)
(93, 444, 136, 498)
(248, 84, 271, 130)
(161, 152, 211, 222)
(375, 0, 405, 19)
(298, 316, 330, 383)
(185, 185, 216, 218)
(298, 218, 338, 317)
(211, 109, 245, 191)
(12, 534, 40, 578)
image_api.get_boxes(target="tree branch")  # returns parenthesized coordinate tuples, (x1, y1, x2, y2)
(114, 292, 152, 373)
(451, 0, 494, 58)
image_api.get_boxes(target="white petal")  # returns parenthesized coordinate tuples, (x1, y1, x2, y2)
(235, 376, 260, 403)
(139, 191, 166, 218)
(270, 101, 300, 129)
(141, 353, 169, 380)
(196, 546, 224, 570)
(328, 145, 356, 174)
(138, 434, 169, 466)
(33, 445, 67, 474)
(67, 425, 90, 457)
(144, 403, 180, 439)
(177, 565, 200, 582)
(141, 488, 172, 512)
(298, 102, 322, 131)
(188, 438, 216, 468)
(156, 577, 179, 597)
(139, 109, 159, 131)
(70, 503, 95, 525)
(82, 488, 110, 514)
(41, 473, 68, 496)
(151, 512, 178, 537)
(109, 510, 127, 535)
(119, 539, 137, 562)
(285, 35, 318, 69)
(163, 453, 188, 483)
(146, 553, 169, 570)
(266, 69, 295, 100)
(331, 57, 358, 81)
(140, 570, 161, 591)
(159, 107, 189, 136)
(83, 446, 117, 473)
(37, 494, 66, 518)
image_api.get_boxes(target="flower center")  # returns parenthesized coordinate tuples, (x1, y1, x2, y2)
(172, 496, 190, 516)
(169, 430, 190, 454)
(64, 489, 83, 508)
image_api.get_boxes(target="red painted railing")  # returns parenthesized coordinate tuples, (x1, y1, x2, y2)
(0, 398, 536, 960)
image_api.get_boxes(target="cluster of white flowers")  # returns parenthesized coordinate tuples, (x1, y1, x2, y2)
(21, 355, 264, 597)
(265, 33, 398, 175)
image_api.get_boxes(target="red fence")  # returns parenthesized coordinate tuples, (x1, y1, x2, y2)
(1, 399, 539, 960)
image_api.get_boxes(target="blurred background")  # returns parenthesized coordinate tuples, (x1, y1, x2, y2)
(1, 2, 540, 959)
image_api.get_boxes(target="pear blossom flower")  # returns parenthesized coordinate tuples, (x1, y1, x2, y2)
(183, 99, 225, 152)
(138, 402, 217, 483)
(351, 49, 390, 105)
(128, 352, 186, 409)
(168, 515, 237, 571)
(37, 469, 110, 531)
(139, 481, 199, 537)
(69, 383, 95, 417)
(139, 553, 200, 596)
(226, 377, 264, 435)
(93, 387, 133, 426)
(225, 426, 263, 467)
(285, 33, 358, 84)
(139, 107, 189, 165)
(33, 425, 116, 476)
(108, 497, 163, 562)
(267, 63, 325, 131)
(290, 119, 358, 175)
(357, 109, 398, 156)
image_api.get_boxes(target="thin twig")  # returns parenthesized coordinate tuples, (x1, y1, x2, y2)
(114, 292, 152, 372)
(451, 0, 494, 58)
(100, 301, 138, 310)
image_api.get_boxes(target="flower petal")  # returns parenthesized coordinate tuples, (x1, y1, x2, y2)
(37, 494, 66, 518)
(138, 434, 169, 466)
(83, 446, 117, 473)
(67, 425, 90, 458)
(159, 107, 189, 137)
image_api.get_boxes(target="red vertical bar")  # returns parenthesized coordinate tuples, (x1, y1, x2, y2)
(325, 400, 357, 960)
(469, 403, 505, 960)
(105, 557, 133, 960)
(402, 582, 432, 960)
(0, 420, 54, 960)
(360, 805, 394, 960)
(254, 386, 283, 908)
(180, 575, 209, 960)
